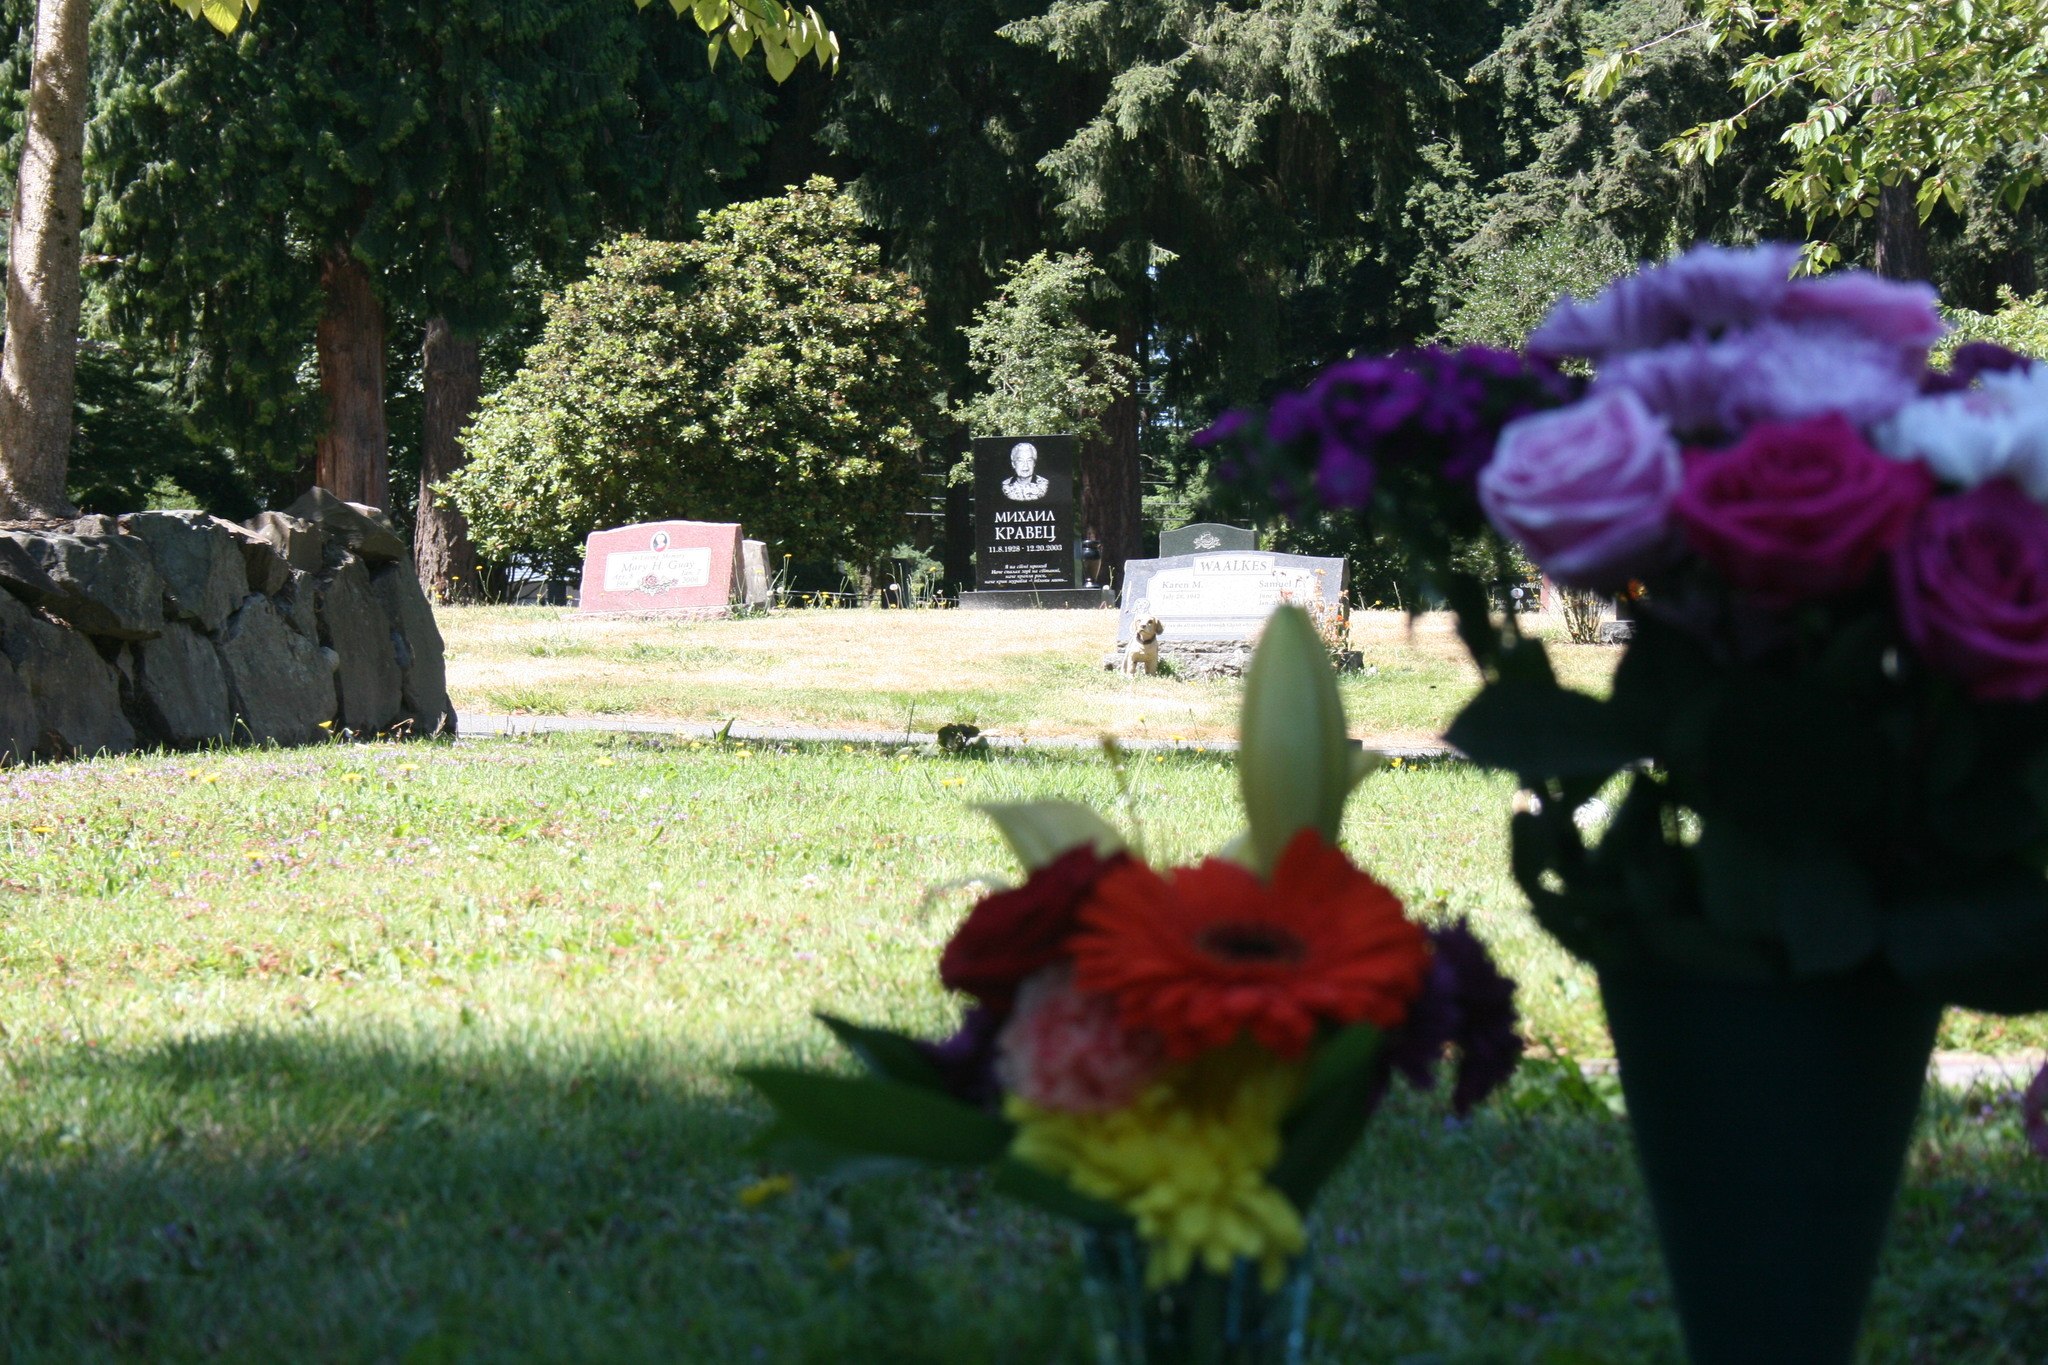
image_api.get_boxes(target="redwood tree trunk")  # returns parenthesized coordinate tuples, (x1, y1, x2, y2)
(416, 316, 481, 602)
(313, 248, 390, 508)
(0, 0, 90, 520)
(1081, 326, 1143, 587)
(1874, 181, 1931, 283)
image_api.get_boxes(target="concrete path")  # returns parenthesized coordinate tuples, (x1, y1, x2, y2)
(458, 710, 1458, 760)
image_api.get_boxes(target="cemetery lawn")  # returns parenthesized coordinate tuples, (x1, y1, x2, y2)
(0, 735, 2041, 1360)
(440, 605, 1621, 748)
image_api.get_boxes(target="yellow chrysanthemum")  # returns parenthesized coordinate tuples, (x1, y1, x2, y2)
(1006, 1043, 1305, 1290)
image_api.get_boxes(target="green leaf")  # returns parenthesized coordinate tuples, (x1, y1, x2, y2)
(1238, 606, 1352, 875)
(738, 1068, 1012, 1165)
(978, 800, 1125, 870)
(747, 1122, 926, 1183)
(1295, 1024, 1383, 1112)
(1444, 681, 1638, 781)
(989, 1158, 1129, 1226)
(763, 39, 799, 81)
(814, 1013, 949, 1091)
(1884, 869, 2048, 1013)
(1268, 1046, 1382, 1211)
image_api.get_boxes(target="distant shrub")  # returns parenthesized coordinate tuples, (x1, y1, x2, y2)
(1940, 287, 2048, 363)
(446, 179, 940, 579)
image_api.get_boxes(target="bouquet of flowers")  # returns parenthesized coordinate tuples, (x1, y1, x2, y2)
(741, 610, 1521, 1363)
(1202, 243, 2048, 1363)
(1210, 243, 2048, 1006)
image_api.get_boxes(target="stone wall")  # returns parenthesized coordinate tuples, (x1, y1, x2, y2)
(0, 488, 454, 762)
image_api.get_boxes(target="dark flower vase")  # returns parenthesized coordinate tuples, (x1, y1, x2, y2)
(1078, 1228, 1311, 1365)
(1600, 964, 1943, 1365)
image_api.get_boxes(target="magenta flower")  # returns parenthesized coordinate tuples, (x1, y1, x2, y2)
(1893, 480, 2048, 702)
(1676, 414, 1930, 609)
(1478, 390, 1682, 589)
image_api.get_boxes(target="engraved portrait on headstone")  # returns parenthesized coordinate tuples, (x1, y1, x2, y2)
(1001, 441, 1050, 502)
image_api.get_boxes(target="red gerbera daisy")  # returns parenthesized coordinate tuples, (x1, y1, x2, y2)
(1068, 829, 1430, 1060)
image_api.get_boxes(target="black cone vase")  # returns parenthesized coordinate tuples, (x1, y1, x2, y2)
(1599, 964, 1943, 1365)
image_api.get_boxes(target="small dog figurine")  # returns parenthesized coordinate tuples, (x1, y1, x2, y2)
(1122, 617, 1164, 676)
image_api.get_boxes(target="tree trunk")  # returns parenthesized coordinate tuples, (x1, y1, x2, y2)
(1081, 326, 1143, 587)
(312, 248, 390, 508)
(1874, 181, 1931, 283)
(0, 0, 90, 520)
(416, 316, 481, 602)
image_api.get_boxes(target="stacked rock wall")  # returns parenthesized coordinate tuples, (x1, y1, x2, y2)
(0, 488, 454, 761)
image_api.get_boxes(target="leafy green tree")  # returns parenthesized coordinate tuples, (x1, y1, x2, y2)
(958, 251, 1133, 455)
(87, 0, 784, 599)
(1435, 224, 1631, 346)
(446, 179, 938, 580)
(1581, 0, 2048, 273)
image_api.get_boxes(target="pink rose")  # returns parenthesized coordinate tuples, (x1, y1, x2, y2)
(1893, 481, 2048, 702)
(1477, 390, 1681, 589)
(1675, 414, 1930, 609)
(995, 965, 1164, 1113)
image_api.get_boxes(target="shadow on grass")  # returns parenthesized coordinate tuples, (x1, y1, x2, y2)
(0, 1032, 2039, 1363)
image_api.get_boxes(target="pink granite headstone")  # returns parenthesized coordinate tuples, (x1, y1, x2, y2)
(576, 520, 744, 615)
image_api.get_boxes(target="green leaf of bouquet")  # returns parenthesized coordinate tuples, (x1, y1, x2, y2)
(747, 1121, 927, 1183)
(814, 1013, 949, 1091)
(1295, 1023, 1383, 1112)
(1884, 868, 2048, 1013)
(989, 1157, 1130, 1227)
(1269, 1047, 1382, 1211)
(1239, 606, 1352, 875)
(1445, 681, 1639, 781)
(979, 800, 1125, 871)
(738, 1068, 1013, 1165)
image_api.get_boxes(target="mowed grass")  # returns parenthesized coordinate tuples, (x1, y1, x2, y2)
(0, 736, 2043, 1360)
(440, 606, 1622, 748)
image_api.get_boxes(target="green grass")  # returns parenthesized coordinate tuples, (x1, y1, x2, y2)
(0, 737, 2041, 1360)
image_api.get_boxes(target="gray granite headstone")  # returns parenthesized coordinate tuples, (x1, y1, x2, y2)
(742, 539, 771, 608)
(1118, 551, 1347, 644)
(1158, 522, 1256, 558)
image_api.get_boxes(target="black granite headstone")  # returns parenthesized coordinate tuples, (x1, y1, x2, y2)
(973, 434, 1077, 591)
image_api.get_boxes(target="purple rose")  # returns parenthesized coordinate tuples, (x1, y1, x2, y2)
(1893, 480, 2048, 702)
(1477, 390, 1682, 589)
(1596, 323, 1922, 439)
(1676, 414, 1930, 609)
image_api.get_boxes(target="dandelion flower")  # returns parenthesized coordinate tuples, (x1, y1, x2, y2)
(738, 1174, 795, 1207)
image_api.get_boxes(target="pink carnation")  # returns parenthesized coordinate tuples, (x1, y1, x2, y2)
(995, 965, 1165, 1113)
